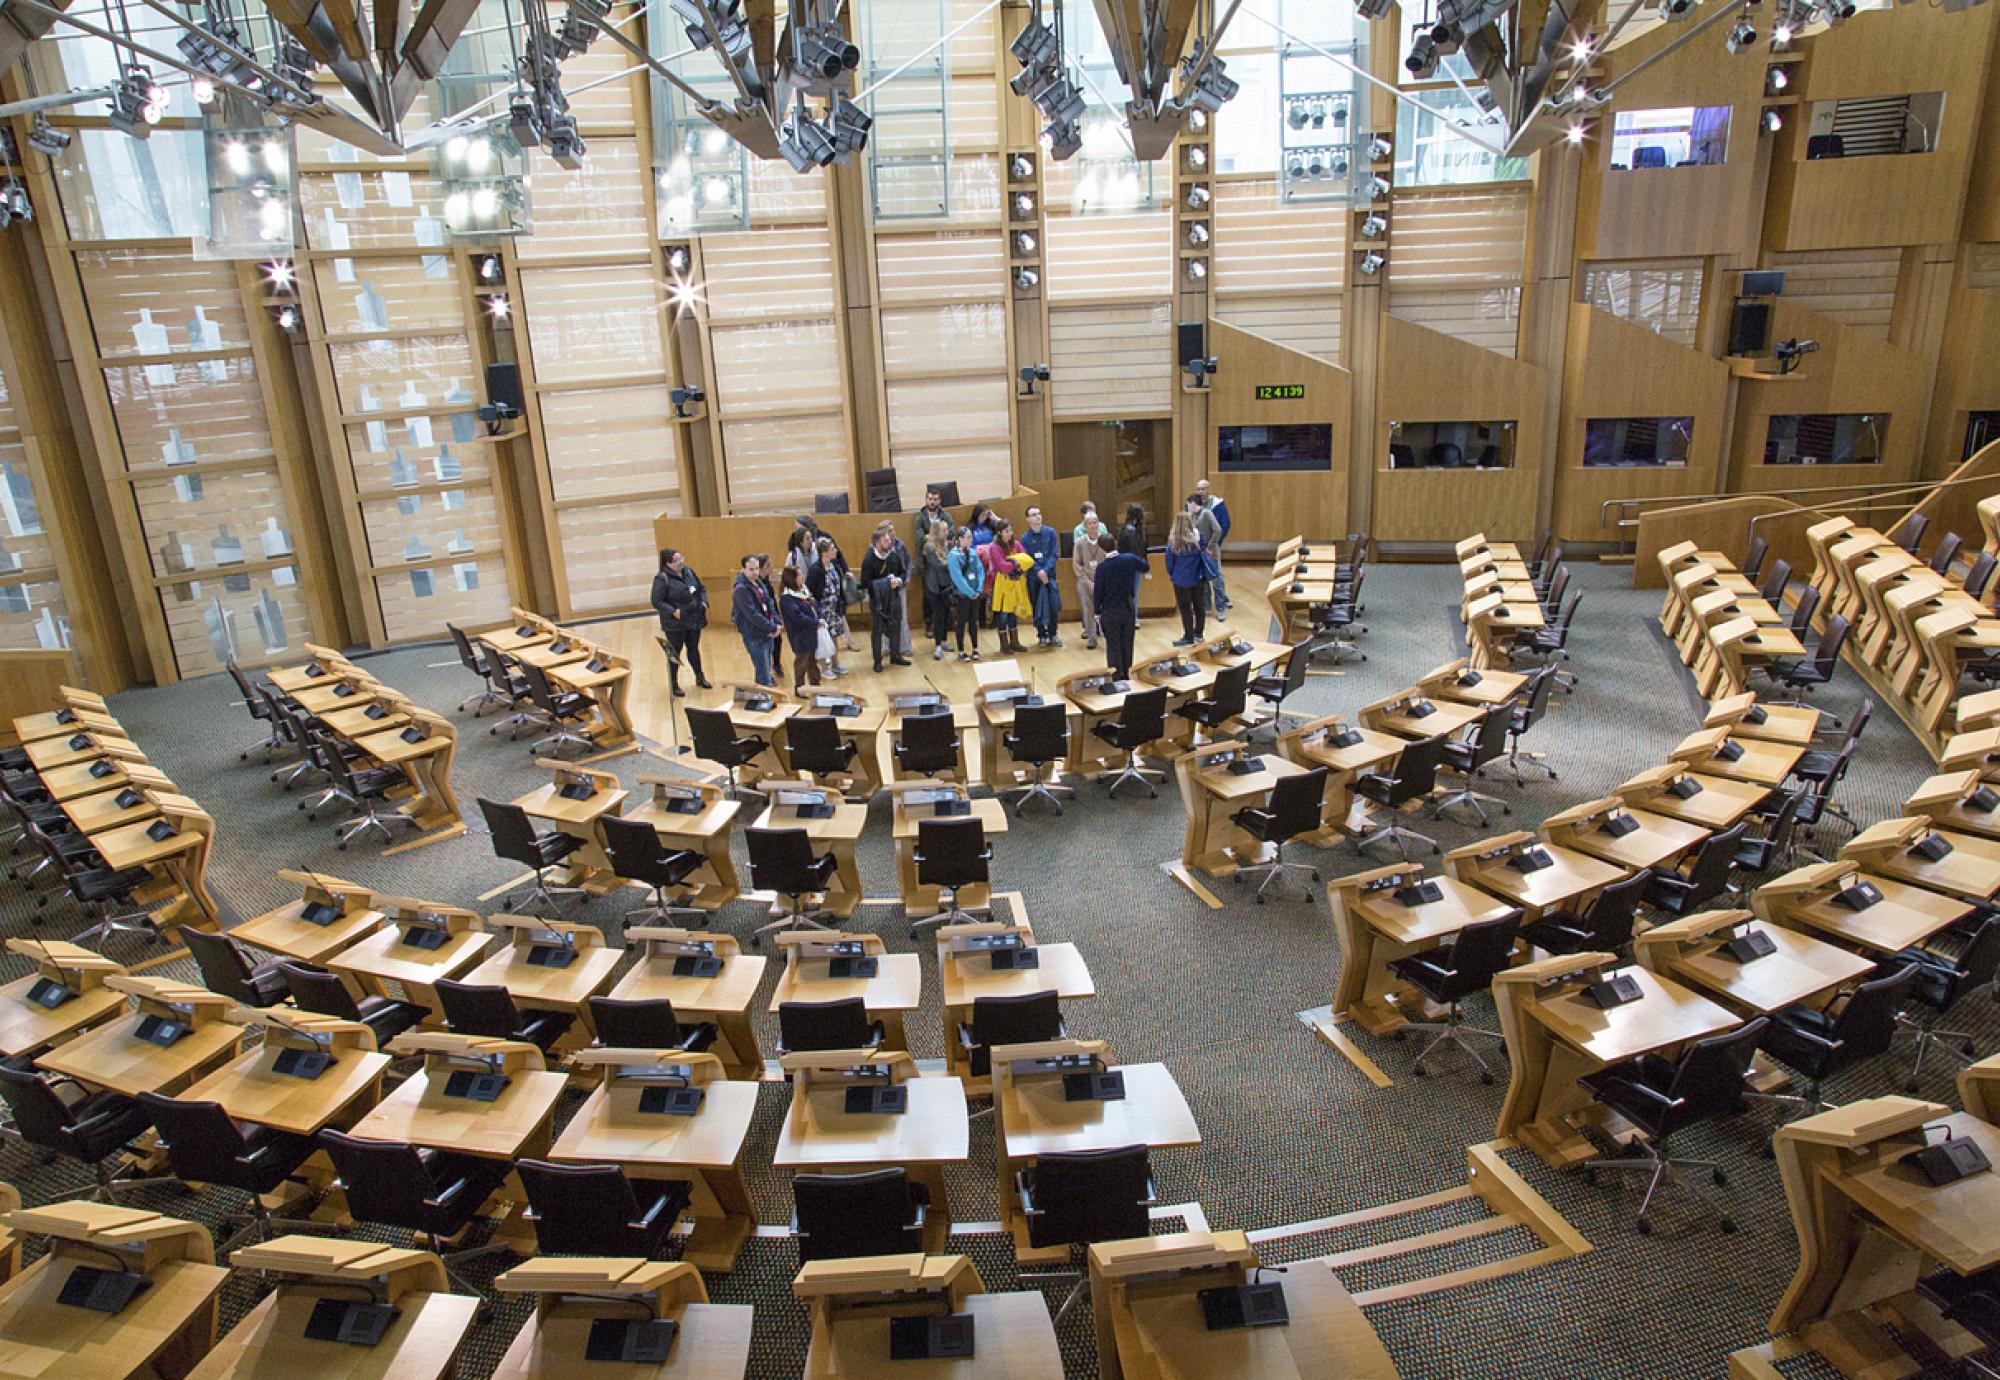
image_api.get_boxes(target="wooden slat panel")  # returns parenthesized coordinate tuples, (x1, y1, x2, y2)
(888, 442, 1012, 500)
(746, 159, 830, 221)
(1578, 258, 1704, 345)
(556, 16, 639, 126)
(720, 414, 850, 514)
(875, 153, 1001, 220)
(0, 575, 68, 652)
(375, 553, 510, 642)
(880, 301, 1009, 373)
(709, 319, 844, 411)
(876, 232, 1007, 304)
(324, 333, 478, 413)
(0, 445, 59, 579)
(155, 570, 308, 678)
(1048, 302, 1174, 417)
(886, 376, 1010, 447)
(1045, 212, 1174, 299)
(518, 263, 664, 383)
(130, 465, 295, 580)
(1212, 179, 1345, 295)
(298, 169, 453, 248)
(293, 88, 436, 163)
(343, 412, 491, 490)
(76, 251, 250, 358)
(1771, 247, 1902, 340)
(1388, 186, 1530, 286)
(516, 139, 652, 261)
(1968, 243, 2000, 291)
(104, 357, 274, 469)
(1386, 286, 1521, 357)
(312, 255, 466, 335)
(1215, 293, 1342, 363)
(559, 499, 684, 613)
(536, 383, 681, 504)
(702, 227, 837, 319)
(358, 484, 504, 568)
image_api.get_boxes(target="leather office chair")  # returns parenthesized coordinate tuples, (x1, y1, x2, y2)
(911, 815, 992, 934)
(1016, 1145, 1155, 1323)
(1792, 699, 1869, 791)
(1964, 551, 1996, 602)
(1756, 963, 1918, 1122)
(1520, 869, 1651, 957)
(1742, 535, 1770, 583)
(1001, 701, 1072, 817)
(1180, 662, 1250, 748)
(1758, 558, 1793, 607)
(27, 824, 159, 947)
(584, 996, 717, 1054)
(1533, 545, 1565, 600)
(1917, 1269, 2000, 1380)
(1930, 531, 1963, 577)
(1789, 741, 1859, 848)
(1247, 643, 1311, 740)
(1732, 791, 1806, 879)
(1891, 512, 1929, 554)
(1785, 585, 1821, 638)
(1644, 823, 1747, 915)
(1307, 569, 1367, 667)
(258, 687, 318, 788)
(318, 1131, 516, 1293)
(785, 713, 859, 793)
(1761, 614, 1850, 706)
(1386, 911, 1521, 1082)
(1434, 704, 1514, 826)
(138, 1092, 324, 1253)
(447, 623, 523, 718)
(1510, 590, 1580, 692)
(1538, 564, 1572, 620)
(303, 729, 421, 851)
(183, 927, 290, 1007)
(957, 990, 1066, 1082)
(686, 706, 766, 801)
(745, 825, 839, 942)
(1578, 1017, 1769, 1235)
(1229, 765, 1328, 904)
(1502, 665, 1560, 783)
(894, 710, 960, 780)
(1351, 732, 1445, 858)
(1091, 686, 1168, 800)
(793, 1168, 928, 1264)
(515, 1159, 691, 1258)
(519, 661, 596, 759)
(777, 996, 883, 1056)
(435, 978, 575, 1054)
(0, 1056, 160, 1201)
(599, 814, 706, 932)
(478, 796, 586, 917)
(226, 661, 283, 761)
(1892, 914, 2000, 1090)
(277, 960, 428, 1048)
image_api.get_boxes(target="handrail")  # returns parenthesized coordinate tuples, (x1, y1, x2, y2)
(1597, 475, 1960, 532)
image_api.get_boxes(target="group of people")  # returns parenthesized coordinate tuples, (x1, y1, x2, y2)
(650, 480, 1233, 692)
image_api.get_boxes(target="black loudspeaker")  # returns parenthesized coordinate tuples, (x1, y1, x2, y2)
(486, 362, 525, 414)
(1178, 321, 1206, 367)
(1727, 302, 1771, 358)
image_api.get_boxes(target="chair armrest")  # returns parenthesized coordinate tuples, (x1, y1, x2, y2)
(1142, 1175, 1160, 1207)
(1013, 1170, 1039, 1217)
(431, 1176, 472, 1208)
(908, 1201, 928, 1230)
(635, 1189, 680, 1229)
(67, 1107, 133, 1139)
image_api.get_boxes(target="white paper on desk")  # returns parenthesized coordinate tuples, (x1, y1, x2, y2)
(382, 171, 414, 207)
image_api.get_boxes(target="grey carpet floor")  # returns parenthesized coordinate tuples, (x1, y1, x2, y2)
(0, 560, 1981, 1379)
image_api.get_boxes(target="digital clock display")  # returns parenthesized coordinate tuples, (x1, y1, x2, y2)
(1255, 384, 1305, 401)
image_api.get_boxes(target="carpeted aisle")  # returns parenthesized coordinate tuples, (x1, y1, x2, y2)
(0, 561, 1976, 1379)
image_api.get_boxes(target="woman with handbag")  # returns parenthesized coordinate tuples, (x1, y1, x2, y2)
(780, 565, 825, 691)
(807, 535, 856, 678)
(650, 548, 711, 698)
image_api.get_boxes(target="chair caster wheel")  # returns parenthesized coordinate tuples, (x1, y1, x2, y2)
(1431, 845, 1441, 855)
(1312, 870, 1321, 881)
(336, 842, 348, 852)
(1412, 1064, 1427, 1077)
(1583, 1168, 1597, 1186)
(1760, 1144, 1776, 1159)
(1231, 876, 1240, 885)
(1635, 1218, 1652, 1236)
(1905, 1079, 1920, 1094)
(1480, 1072, 1494, 1085)
(1501, 807, 1511, 816)
(1712, 1169, 1728, 1187)
(1720, 1217, 1737, 1234)
(1255, 895, 1265, 905)
(1550, 772, 1559, 780)
(1964, 1041, 1979, 1057)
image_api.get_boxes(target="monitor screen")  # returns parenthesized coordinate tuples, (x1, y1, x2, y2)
(1218, 424, 1333, 473)
(1583, 416, 1693, 468)
(1740, 270, 1784, 297)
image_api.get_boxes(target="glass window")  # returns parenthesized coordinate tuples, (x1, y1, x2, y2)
(1393, 90, 1527, 186)
(1609, 107, 1731, 170)
(1219, 424, 1333, 472)
(1805, 92, 1945, 159)
(0, 463, 41, 537)
(1964, 411, 2000, 461)
(1387, 420, 1517, 468)
(52, 130, 208, 239)
(1764, 414, 1886, 465)
(1584, 417, 1693, 467)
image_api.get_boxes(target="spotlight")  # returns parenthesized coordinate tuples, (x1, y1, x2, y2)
(1185, 259, 1207, 283)
(1308, 150, 1326, 178)
(1286, 156, 1306, 181)
(27, 116, 71, 157)
(475, 253, 503, 283)
(270, 303, 303, 335)
(1767, 68, 1789, 92)
(795, 23, 859, 81)
(1186, 145, 1207, 170)
(1009, 16, 1058, 69)
(1032, 75, 1085, 125)
(1186, 186, 1212, 211)
(1367, 134, 1392, 161)
(1012, 192, 1036, 216)
(1187, 107, 1208, 132)
(1180, 49, 1238, 113)
(1040, 117, 1081, 161)
(548, 121, 588, 171)
(108, 66, 158, 139)
(670, 384, 706, 417)
(1012, 231, 1036, 256)
(666, 245, 691, 275)
(1656, 0, 1696, 19)
(1331, 153, 1350, 177)
(1287, 101, 1310, 131)
(1184, 356, 1218, 386)
(1565, 123, 1586, 146)
(777, 108, 837, 172)
(1726, 17, 1759, 51)
(1358, 213, 1386, 238)
(192, 77, 216, 106)
(1356, 0, 1393, 15)
(1773, 22, 1793, 41)
(1366, 174, 1390, 199)
(508, 98, 544, 149)
(1359, 250, 1384, 275)
(828, 94, 872, 162)
(1014, 266, 1040, 290)
(1011, 154, 1034, 179)
(1187, 223, 1208, 246)
(1761, 108, 1784, 132)
(1569, 37, 1593, 61)
(263, 260, 295, 290)
(1017, 363, 1049, 395)
(483, 293, 511, 320)
(0, 181, 30, 229)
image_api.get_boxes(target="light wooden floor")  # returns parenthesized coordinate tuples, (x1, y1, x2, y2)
(574, 601, 1262, 753)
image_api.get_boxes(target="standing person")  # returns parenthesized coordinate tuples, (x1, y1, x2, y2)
(911, 488, 947, 635)
(1120, 504, 1148, 626)
(859, 528, 911, 671)
(784, 523, 815, 581)
(1186, 492, 1224, 623)
(920, 519, 956, 659)
(1020, 505, 1063, 649)
(650, 548, 711, 698)
(947, 526, 985, 660)
(967, 505, 999, 629)
(806, 534, 855, 677)
(729, 553, 780, 688)
(1196, 478, 1231, 615)
(1072, 500, 1099, 551)
(1165, 510, 1207, 646)
(779, 565, 824, 692)
(1072, 512, 1107, 650)
(984, 521, 1031, 655)
(1093, 535, 1149, 682)
(756, 555, 783, 681)
(876, 520, 918, 658)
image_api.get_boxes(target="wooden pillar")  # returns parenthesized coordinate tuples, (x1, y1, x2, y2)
(1172, 108, 1212, 502)
(828, 157, 887, 494)
(1001, 0, 1052, 487)
(1520, 141, 1582, 535)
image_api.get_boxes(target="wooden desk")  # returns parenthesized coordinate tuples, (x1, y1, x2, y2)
(1173, 745, 1310, 881)
(0, 1204, 225, 1380)
(1635, 910, 1876, 1016)
(1842, 817, 2000, 903)
(1280, 717, 1404, 844)
(1908, 770, 2000, 843)
(935, 925, 1095, 1082)
(976, 688, 1079, 795)
(89, 809, 218, 933)
(548, 1053, 758, 1273)
(349, 1053, 568, 1160)
(1495, 955, 1739, 1167)
(463, 918, 622, 1037)
(59, 786, 158, 836)
(1539, 801, 1709, 874)
(12, 708, 118, 744)
(1331, 867, 1518, 1035)
(1364, 697, 1483, 743)
(809, 1288, 1061, 1379)
(181, 1036, 388, 1136)
(327, 916, 495, 1021)
(1449, 837, 1629, 922)
(1703, 692, 1824, 747)
(1617, 767, 1770, 829)
(548, 654, 637, 754)
(610, 930, 768, 1075)
(768, 933, 923, 1052)
(478, 618, 555, 654)
(232, 896, 384, 966)
(1418, 659, 1527, 708)
(783, 697, 887, 798)
(891, 791, 1009, 915)
(38, 1009, 243, 1098)
(350, 722, 462, 843)
(753, 798, 868, 920)
(624, 781, 742, 910)
(514, 770, 628, 894)
(291, 681, 377, 717)
(1671, 728, 1806, 787)
(1759, 863, 1975, 955)
(23, 732, 139, 772)
(0, 942, 125, 1057)
(493, 1259, 752, 1379)
(316, 701, 406, 739)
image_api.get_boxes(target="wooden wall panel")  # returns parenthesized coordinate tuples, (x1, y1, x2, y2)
(1577, 259, 1704, 344)
(1770, 248, 1902, 339)
(1924, 276, 2000, 478)
(1201, 319, 1353, 544)
(374, 554, 510, 642)
(324, 334, 478, 414)
(536, 385, 682, 504)
(518, 263, 666, 383)
(312, 257, 467, 335)
(516, 140, 653, 261)
(75, 251, 249, 358)
(1048, 303, 1174, 419)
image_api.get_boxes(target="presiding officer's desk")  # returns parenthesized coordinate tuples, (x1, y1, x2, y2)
(180, 1007, 388, 1137)
(1277, 714, 1405, 843)
(493, 1258, 752, 1379)
(230, 869, 383, 966)
(463, 914, 622, 1043)
(1754, 860, 1976, 955)
(609, 927, 769, 1075)
(1634, 908, 1877, 1019)
(1669, 724, 1806, 788)
(1703, 690, 1826, 747)
(548, 1049, 758, 1273)
(890, 782, 1009, 916)
(1537, 797, 1710, 874)
(1088, 1229, 1401, 1380)
(0, 939, 126, 1058)
(773, 1051, 969, 1255)
(326, 896, 494, 1022)
(1444, 832, 1629, 923)
(754, 786, 868, 920)
(1494, 951, 1739, 1168)
(1906, 769, 2000, 842)
(991, 1039, 1200, 1251)
(1839, 815, 2000, 905)
(37, 975, 244, 1098)
(1174, 741, 1311, 882)
(1768, 1096, 2000, 1363)
(795, 1254, 1061, 1380)
(769, 930, 921, 1052)
(623, 777, 742, 909)
(1358, 689, 1483, 743)
(1328, 864, 1517, 1037)
(189, 1237, 477, 1380)
(350, 1032, 567, 1161)
(0, 1202, 225, 1379)
(1615, 762, 1771, 830)
(781, 688, 886, 798)
(934, 922, 1095, 1085)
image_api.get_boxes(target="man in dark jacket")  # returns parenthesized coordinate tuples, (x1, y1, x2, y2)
(859, 529, 912, 672)
(1093, 534, 1151, 682)
(650, 548, 711, 698)
(730, 553, 781, 687)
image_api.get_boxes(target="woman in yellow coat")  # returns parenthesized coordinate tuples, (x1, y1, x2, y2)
(983, 520, 1034, 654)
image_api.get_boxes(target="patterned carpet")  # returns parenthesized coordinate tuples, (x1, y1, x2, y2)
(0, 560, 1981, 1379)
